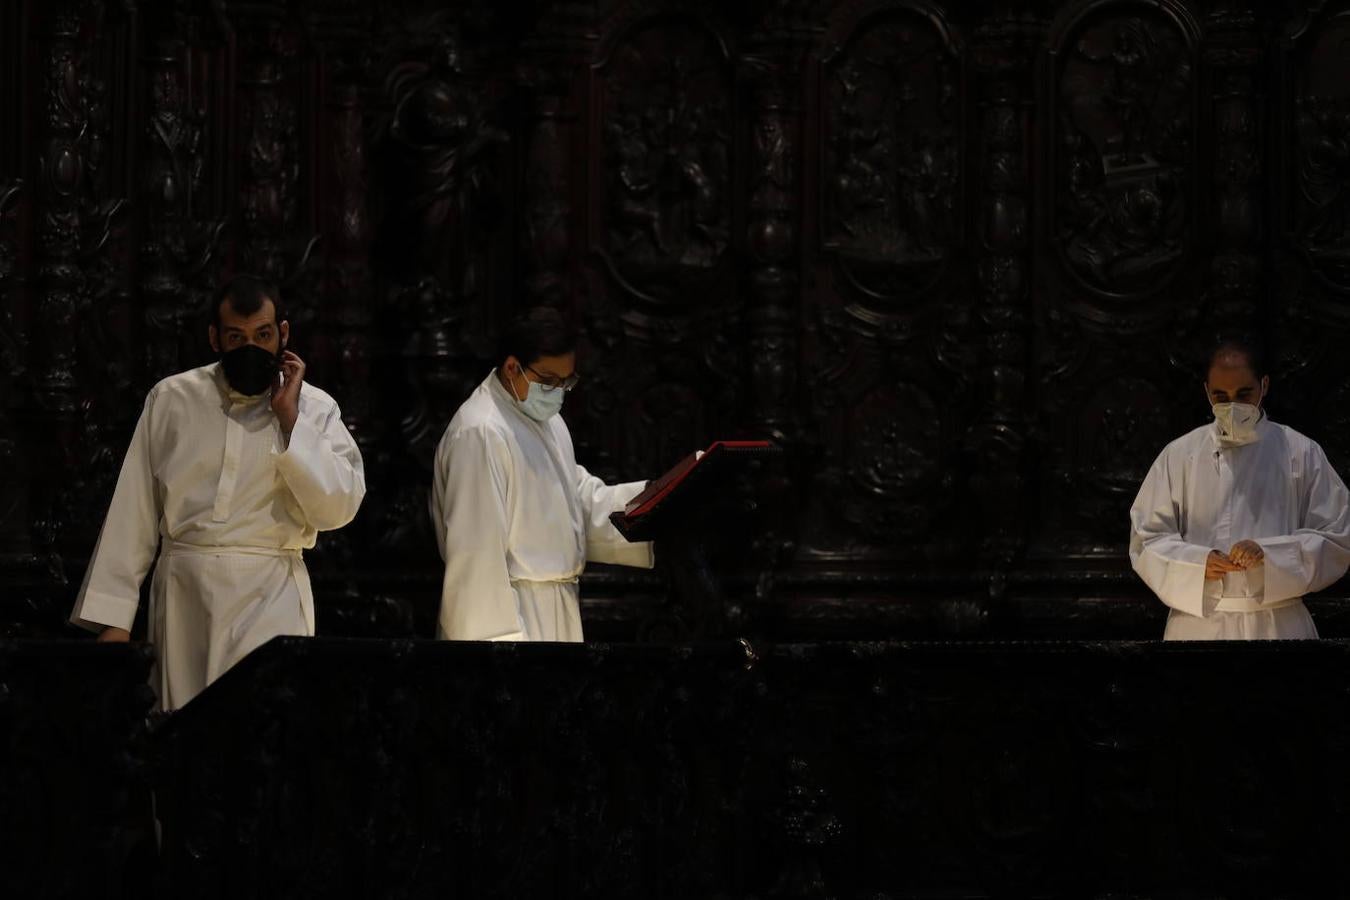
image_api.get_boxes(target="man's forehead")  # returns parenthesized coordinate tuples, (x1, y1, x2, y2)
(220, 303, 277, 330)
(532, 352, 576, 375)
(1211, 349, 1253, 369)
(1208, 363, 1259, 386)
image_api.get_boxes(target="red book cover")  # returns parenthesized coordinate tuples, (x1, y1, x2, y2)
(622, 441, 774, 519)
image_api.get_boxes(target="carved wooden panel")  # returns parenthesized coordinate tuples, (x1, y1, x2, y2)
(2, 0, 1350, 639)
(1275, 4, 1350, 480)
(1034, 1, 1204, 564)
(800, 2, 970, 563)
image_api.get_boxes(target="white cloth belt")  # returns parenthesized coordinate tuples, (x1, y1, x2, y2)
(162, 540, 301, 560)
(160, 540, 314, 633)
(509, 573, 580, 586)
(1213, 595, 1302, 614)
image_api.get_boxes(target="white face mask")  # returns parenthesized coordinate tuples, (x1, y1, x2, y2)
(507, 367, 565, 422)
(1211, 401, 1262, 446)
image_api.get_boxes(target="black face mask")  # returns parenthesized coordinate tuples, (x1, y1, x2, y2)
(220, 343, 280, 396)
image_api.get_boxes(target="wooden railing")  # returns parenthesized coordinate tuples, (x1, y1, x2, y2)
(8, 637, 1350, 898)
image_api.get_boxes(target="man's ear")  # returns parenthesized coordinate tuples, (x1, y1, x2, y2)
(280, 320, 290, 350)
(1260, 374, 1270, 400)
(208, 324, 220, 355)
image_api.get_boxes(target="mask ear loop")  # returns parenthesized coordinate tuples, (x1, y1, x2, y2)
(507, 364, 524, 403)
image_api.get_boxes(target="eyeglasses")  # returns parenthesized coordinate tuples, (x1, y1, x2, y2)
(525, 364, 581, 393)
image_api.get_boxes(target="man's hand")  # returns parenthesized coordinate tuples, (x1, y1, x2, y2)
(1205, 550, 1244, 581)
(97, 626, 131, 643)
(1228, 539, 1265, 569)
(270, 350, 305, 437)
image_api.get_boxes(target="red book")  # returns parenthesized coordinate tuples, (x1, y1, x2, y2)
(620, 440, 775, 520)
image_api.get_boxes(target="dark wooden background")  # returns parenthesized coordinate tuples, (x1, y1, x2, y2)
(4, 0, 1350, 640)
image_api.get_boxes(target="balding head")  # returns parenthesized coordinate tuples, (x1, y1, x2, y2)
(1205, 337, 1267, 409)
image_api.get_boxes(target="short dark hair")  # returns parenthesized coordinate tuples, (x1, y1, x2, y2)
(212, 275, 285, 331)
(498, 306, 578, 367)
(1205, 333, 1268, 381)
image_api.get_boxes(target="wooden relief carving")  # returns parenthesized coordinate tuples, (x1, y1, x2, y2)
(140, 29, 223, 381)
(1053, 8, 1194, 297)
(31, 1, 129, 581)
(1275, 7, 1350, 479)
(0, 181, 23, 553)
(235, 12, 303, 284)
(594, 15, 733, 305)
(1291, 11, 1350, 293)
(821, 6, 961, 306)
(745, 53, 802, 441)
(800, 4, 968, 559)
(968, 12, 1039, 563)
(1033, 2, 1204, 559)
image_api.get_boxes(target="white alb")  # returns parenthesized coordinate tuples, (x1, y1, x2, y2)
(431, 371, 654, 642)
(71, 363, 366, 708)
(1130, 415, 1350, 639)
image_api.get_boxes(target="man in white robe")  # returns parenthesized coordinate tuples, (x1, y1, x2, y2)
(1129, 337, 1350, 639)
(71, 276, 366, 708)
(431, 307, 654, 641)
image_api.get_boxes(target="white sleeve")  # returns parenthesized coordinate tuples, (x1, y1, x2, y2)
(433, 427, 525, 641)
(1257, 442, 1350, 603)
(70, 393, 162, 633)
(575, 464, 655, 568)
(274, 401, 366, 531)
(1129, 449, 1212, 617)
